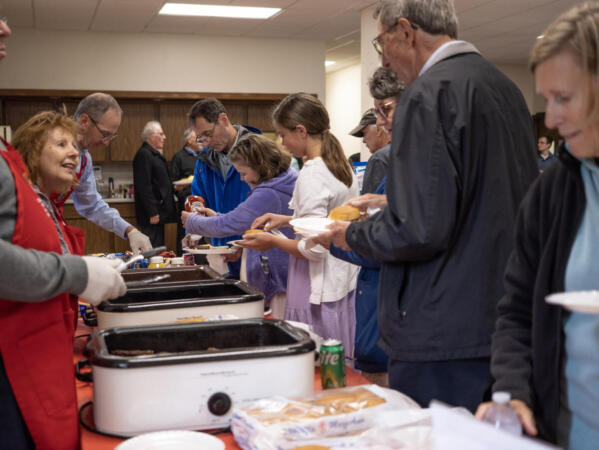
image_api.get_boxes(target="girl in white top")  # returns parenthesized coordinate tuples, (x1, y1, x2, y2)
(240, 93, 359, 360)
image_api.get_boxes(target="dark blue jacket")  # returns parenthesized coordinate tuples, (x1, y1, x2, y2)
(330, 178, 387, 372)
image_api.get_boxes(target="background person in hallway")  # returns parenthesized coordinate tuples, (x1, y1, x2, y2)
(133, 121, 176, 247)
(317, 0, 538, 412)
(537, 135, 557, 172)
(56, 93, 152, 253)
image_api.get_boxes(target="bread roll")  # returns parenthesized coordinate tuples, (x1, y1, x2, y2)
(328, 205, 361, 221)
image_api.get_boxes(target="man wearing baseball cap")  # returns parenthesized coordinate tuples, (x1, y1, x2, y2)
(349, 109, 390, 194)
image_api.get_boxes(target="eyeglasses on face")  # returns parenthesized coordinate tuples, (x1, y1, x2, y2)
(196, 122, 217, 143)
(374, 101, 396, 119)
(88, 114, 118, 143)
(372, 19, 419, 56)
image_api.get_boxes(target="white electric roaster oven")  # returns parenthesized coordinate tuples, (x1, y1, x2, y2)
(84, 319, 316, 436)
(95, 279, 265, 329)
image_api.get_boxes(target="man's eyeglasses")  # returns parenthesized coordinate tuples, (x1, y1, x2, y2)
(372, 19, 419, 56)
(196, 122, 217, 143)
(88, 114, 118, 143)
(374, 101, 396, 119)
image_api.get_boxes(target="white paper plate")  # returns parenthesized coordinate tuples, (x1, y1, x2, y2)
(227, 240, 243, 248)
(173, 179, 193, 186)
(289, 217, 333, 236)
(115, 430, 224, 450)
(546, 291, 599, 314)
(183, 246, 237, 255)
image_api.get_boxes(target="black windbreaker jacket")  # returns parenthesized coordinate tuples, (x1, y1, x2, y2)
(347, 50, 538, 362)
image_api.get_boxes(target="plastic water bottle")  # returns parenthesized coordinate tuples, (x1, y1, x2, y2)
(483, 391, 522, 436)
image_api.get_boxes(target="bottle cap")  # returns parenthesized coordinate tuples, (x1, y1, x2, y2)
(492, 391, 511, 403)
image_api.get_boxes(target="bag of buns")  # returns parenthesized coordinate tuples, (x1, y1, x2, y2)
(231, 385, 430, 450)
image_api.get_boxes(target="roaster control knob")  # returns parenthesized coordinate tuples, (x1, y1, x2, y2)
(208, 392, 231, 416)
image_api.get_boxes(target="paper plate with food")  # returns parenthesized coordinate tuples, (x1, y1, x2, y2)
(173, 175, 194, 186)
(289, 217, 334, 237)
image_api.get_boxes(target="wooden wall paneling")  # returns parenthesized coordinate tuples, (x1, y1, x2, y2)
(159, 101, 195, 162)
(221, 102, 248, 127)
(247, 102, 276, 132)
(69, 218, 114, 254)
(3, 99, 55, 133)
(165, 223, 178, 254)
(110, 101, 156, 161)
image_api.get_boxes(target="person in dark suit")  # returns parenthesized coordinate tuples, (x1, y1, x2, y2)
(132, 121, 176, 247)
(170, 127, 201, 254)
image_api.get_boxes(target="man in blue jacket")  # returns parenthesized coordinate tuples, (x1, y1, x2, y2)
(187, 98, 254, 275)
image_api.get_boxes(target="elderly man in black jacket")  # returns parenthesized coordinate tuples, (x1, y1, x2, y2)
(319, 0, 538, 412)
(133, 121, 176, 247)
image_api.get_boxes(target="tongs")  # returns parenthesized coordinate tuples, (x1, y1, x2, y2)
(125, 274, 171, 289)
(116, 246, 167, 272)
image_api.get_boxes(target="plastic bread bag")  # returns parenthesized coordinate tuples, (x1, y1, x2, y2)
(231, 385, 429, 450)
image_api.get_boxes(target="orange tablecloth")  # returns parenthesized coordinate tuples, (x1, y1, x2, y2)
(74, 320, 369, 449)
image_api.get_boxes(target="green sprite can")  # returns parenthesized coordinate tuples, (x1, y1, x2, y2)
(319, 338, 346, 389)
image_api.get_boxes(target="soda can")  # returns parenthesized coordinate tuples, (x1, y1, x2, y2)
(183, 253, 195, 266)
(319, 339, 346, 389)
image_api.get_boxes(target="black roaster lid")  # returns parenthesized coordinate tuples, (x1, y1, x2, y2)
(85, 318, 316, 368)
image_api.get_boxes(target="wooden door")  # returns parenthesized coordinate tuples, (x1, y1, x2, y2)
(110, 101, 156, 161)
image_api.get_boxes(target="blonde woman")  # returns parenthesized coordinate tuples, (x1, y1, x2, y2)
(240, 93, 359, 360)
(476, 3, 599, 448)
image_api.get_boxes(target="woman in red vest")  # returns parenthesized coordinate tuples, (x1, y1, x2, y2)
(0, 112, 88, 449)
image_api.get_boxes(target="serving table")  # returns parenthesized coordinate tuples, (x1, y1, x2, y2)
(73, 319, 369, 449)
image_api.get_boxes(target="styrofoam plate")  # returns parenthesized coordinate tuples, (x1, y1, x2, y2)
(115, 430, 224, 450)
(183, 247, 237, 255)
(546, 291, 599, 314)
(289, 217, 333, 236)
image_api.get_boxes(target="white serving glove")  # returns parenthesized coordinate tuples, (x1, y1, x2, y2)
(181, 233, 202, 249)
(127, 228, 152, 254)
(79, 257, 127, 306)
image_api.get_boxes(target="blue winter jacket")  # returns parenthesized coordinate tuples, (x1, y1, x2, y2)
(330, 177, 388, 372)
(185, 168, 298, 301)
(190, 126, 252, 247)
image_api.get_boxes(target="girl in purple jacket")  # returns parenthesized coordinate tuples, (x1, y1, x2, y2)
(182, 134, 297, 318)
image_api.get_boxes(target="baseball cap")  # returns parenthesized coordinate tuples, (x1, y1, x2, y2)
(349, 109, 377, 137)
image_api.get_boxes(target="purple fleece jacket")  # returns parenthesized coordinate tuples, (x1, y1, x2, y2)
(185, 168, 297, 301)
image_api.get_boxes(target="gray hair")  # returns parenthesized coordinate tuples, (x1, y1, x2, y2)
(183, 127, 196, 142)
(368, 67, 405, 100)
(374, 0, 458, 39)
(74, 92, 122, 121)
(141, 121, 162, 141)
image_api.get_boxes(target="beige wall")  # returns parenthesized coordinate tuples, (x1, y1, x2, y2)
(0, 27, 326, 98)
(325, 64, 363, 158)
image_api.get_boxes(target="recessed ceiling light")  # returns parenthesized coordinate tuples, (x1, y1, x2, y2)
(325, 61, 336, 67)
(537, 35, 544, 39)
(159, 3, 281, 19)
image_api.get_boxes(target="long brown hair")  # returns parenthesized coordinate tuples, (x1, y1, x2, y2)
(229, 134, 291, 184)
(273, 93, 353, 187)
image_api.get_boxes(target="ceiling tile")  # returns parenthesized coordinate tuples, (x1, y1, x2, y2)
(35, 0, 97, 31)
(1, 0, 34, 27)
